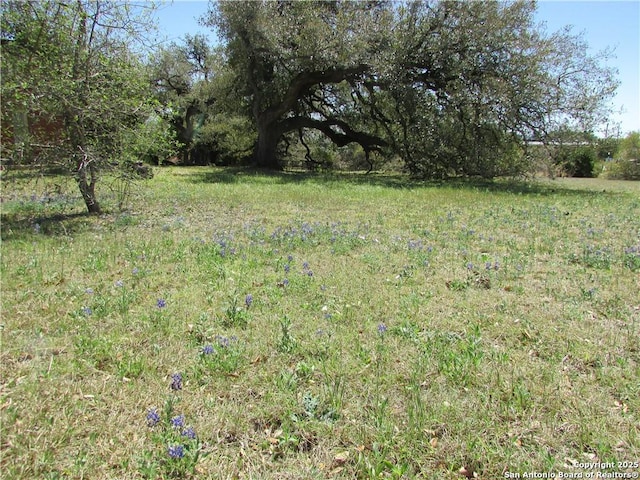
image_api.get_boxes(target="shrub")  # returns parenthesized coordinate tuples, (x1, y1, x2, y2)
(605, 159, 640, 180)
(555, 146, 597, 177)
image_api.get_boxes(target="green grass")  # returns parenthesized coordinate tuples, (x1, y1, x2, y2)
(1, 167, 639, 479)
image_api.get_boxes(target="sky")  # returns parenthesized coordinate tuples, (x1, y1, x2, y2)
(152, 0, 640, 136)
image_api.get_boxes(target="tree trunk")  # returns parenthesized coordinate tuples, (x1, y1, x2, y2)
(77, 159, 102, 214)
(254, 120, 282, 170)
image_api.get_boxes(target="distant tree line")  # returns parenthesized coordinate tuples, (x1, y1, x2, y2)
(1, 0, 635, 213)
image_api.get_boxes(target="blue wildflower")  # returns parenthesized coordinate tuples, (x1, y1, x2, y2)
(115, 280, 124, 288)
(146, 408, 160, 427)
(202, 344, 215, 355)
(85, 288, 94, 295)
(377, 323, 388, 335)
(171, 414, 185, 428)
(170, 372, 182, 391)
(284, 264, 290, 273)
(81, 306, 93, 316)
(167, 444, 185, 459)
(157, 298, 166, 309)
(466, 263, 474, 271)
(245, 294, 253, 308)
(303, 261, 310, 271)
(181, 426, 196, 440)
(287, 254, 294, 262)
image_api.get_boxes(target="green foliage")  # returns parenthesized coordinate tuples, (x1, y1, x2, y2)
(555, 146, 598, 177)
(603, 132, 640, 180)
(619, 131, 640, 160)
(204, 0, 618, 177)
(605, 159, 640, 180)
(1, 0, 162, 212)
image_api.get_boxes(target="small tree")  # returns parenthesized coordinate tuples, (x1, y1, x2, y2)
(1, 0, 165, 214)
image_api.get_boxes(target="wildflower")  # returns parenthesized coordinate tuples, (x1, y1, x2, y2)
(466, 262, 474, 271)
(146, 408, 160, 427)
(216, 336, 230, 348)
(202, 344, 215, 355)
(156, 298, 167, 309)
(181, 426, 196, 439)
(85, 288, 94, 295)
(485, 262, 492, 271)
(282, 278, 289, 287)
(167, 444, 185, 459)
(171, 414, 185, 428)
(245, 294, 253, 308)
(81, 306, 93, 316)
(170, 372, 182, 391)
(115, 280, 124, 288)
(132, 267, 139, 275)
(377, 323, 388, 335)
(303, 261, 310, 271)
(307, 270, 314, 277)
(287, 255, 294, 262)
(284, 264, 290, 273)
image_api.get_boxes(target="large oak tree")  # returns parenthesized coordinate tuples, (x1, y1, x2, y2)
(204, 0, 618, 176)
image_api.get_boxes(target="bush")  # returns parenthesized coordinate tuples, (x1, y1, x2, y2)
(555, 146, 597, 177)
(604, 159, 640, 180)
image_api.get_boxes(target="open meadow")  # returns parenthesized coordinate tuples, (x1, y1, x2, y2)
(1, 167, 639, 479)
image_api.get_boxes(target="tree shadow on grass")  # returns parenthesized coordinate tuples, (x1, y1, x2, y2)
(181, 166, 623, 198)
(1, 211, 94, 241)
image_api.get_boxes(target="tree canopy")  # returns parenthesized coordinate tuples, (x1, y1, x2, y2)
(203, 0, 618, 176)
(1, 0, 621, 206)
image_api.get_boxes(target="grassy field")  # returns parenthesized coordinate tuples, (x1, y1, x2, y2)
(1, 167, 639, 479)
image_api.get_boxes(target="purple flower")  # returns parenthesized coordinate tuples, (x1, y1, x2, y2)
(181, 426, 196, 439)
(115, 280, 124, 288)
(216, 336, 230, 348)
(167, 444, 185, 459)
(377, 323, 388, 335)
(132, 267, 139, 275)
(287, 255, 294, 262)
(85, 288, 94, 295)
(156, 298, 166, 309)
(466, 263, 474, 271)
(170, 372, 182, 391)
(245, 294, 253, 308)
(307, 270, 314, 277)
(282, 278, 289, 287)
(284, 264, 290, 273)
(146, 408, 160, 427)
(81, 306, 92, 316)
(302, 261, 310, 271)
(202, 344, 214, 355)
(171, 414, 185, 428)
